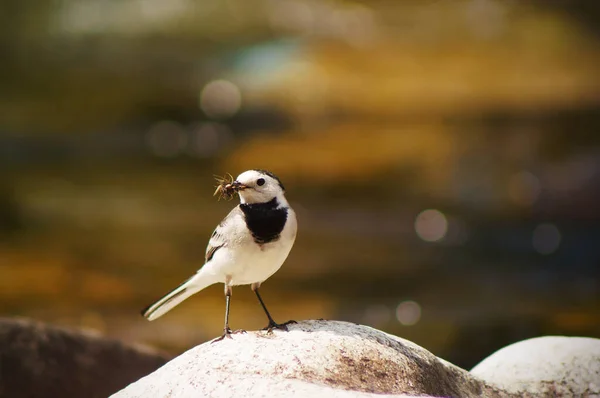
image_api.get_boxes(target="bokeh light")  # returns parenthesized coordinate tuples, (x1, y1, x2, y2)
(415, 209, 448, 242)
(145, 121, 187, 158)
(396, 301, 422, 326)
(199, 79, 242, 119)
(532, 223, 562, 255)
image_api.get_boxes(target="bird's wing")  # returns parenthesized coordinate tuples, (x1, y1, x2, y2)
(204, 206, 245, 263)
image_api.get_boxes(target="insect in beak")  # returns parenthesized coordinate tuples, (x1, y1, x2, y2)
(213, 174, 247, 201)
(213, 173, 235, 200)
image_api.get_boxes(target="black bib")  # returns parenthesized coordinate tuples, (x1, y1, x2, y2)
(240, 198, 288, 244)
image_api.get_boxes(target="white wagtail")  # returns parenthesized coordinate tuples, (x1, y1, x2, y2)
(141, 169, 297, 341)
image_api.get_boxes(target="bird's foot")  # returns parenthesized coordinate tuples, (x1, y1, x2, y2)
(212, 327, 246, 343)
(262, 319, 297, 333)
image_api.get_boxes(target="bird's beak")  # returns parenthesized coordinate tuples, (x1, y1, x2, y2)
(229, 181, 248, 191)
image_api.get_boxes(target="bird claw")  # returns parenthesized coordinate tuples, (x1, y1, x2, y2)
(263, 320, 297, 333)
(212, 331, 232, 343)
(212, 327, 246, 343)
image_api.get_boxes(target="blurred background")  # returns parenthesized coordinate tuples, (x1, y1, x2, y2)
(1, 0, 599, 370)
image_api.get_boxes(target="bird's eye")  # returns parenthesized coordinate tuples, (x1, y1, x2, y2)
(257, 178, 265, 186)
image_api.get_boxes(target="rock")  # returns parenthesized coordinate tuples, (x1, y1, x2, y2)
(471, 336, 600, 396)
(112, 320, 502, 398)
(0, 317, 170, 398)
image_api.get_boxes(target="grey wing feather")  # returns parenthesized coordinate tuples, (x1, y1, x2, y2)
(204, 206, 243, 263)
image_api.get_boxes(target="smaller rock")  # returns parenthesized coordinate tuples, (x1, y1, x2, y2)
(471, 336, 600, 396)
(0, 317, 170, 398)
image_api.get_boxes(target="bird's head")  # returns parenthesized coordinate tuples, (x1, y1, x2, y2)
(230, 169, 287, 205)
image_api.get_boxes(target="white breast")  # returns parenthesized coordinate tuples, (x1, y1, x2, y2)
(200, 207, 297, 286)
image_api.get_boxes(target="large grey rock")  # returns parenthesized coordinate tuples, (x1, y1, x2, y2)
(471, 336, 600, 396)
(0, 317, 170, 398)
(113, 320, 502, 398)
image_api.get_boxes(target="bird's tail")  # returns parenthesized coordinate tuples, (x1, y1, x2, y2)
(141, 272, 217, 321)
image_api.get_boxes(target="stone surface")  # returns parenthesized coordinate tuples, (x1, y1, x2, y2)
(0, 317, 170, 398)
(471, 336, 600, 396)
(113, 320, 501, 398)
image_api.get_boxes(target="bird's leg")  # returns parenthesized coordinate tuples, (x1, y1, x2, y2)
(212, 283, 246, 343)
(251, 283, 296, 332)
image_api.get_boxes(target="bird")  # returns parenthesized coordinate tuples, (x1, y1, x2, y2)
(141, 169, 298, 341)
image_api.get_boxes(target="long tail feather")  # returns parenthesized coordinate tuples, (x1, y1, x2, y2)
(141, 273, 215, 321)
